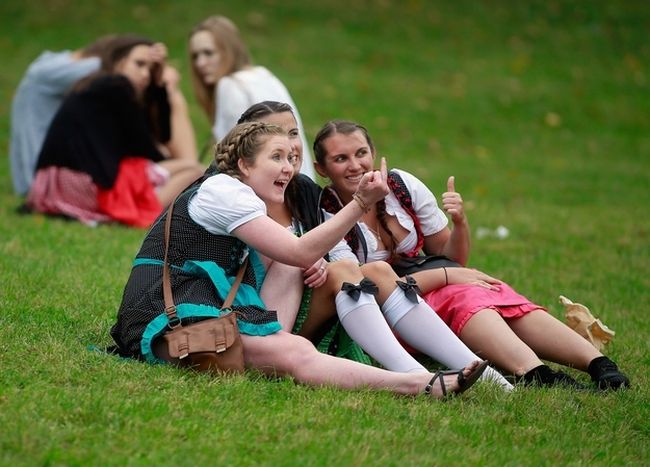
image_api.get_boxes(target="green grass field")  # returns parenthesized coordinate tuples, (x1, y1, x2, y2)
(1, 1, 649, 465)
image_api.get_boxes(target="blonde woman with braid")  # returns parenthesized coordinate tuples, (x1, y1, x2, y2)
(238, 101, 513, 391)
(110, 122, 488, 398)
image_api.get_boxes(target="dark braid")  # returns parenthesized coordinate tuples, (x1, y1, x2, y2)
(214, 122, 285, 179)
(237, 101, 294, 124)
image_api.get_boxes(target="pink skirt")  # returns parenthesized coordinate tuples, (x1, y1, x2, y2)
(422, 282, 545, 335)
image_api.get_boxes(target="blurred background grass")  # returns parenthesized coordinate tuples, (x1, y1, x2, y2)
(1, 0, 649, 465)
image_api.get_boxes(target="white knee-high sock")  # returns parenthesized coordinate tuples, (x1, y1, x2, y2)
(383, 287, 513, 390)
(335, 290, 426, 373)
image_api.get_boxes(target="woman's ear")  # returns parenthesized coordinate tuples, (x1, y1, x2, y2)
(237, 158, 250, 178)
(314, 161, 328, 179)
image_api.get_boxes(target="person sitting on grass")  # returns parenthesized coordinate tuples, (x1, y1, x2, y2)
(110, 121, 488, 399)
(236, 101, 513, 390)
(9, 35, 113, 196)
(314, 119, 630, 391)
(187, 15, 315, 179)
(26, 34, 203, 228)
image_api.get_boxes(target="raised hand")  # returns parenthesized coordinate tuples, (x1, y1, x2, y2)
(355, 157, 389, 206)
(441, 175, 466, 224)
(150, 42, 168, 64)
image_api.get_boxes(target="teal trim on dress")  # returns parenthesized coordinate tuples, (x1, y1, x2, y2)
(132, 258, 265, 308)
(134, 257, 278, 363)
(140, 303, 282, 363)
(247, 249, 266, 291)
(141, 303, 223, 363)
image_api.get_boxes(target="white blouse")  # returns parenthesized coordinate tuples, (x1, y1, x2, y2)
(188, 174, 266, 235)
(328, 169, 448, 262)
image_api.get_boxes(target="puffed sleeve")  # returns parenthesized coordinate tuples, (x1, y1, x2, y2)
(213, 76, 252, 140)
(395, 169, 448, 236)
(188, 174, 267, 235)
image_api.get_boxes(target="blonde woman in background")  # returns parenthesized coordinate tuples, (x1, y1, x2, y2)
(188, 15, 315, 180)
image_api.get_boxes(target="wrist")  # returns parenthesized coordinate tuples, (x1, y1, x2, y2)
(352, 192, 371, 213)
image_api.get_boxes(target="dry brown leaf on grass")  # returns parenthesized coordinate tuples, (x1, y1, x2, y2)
(559, 295, 615, 351)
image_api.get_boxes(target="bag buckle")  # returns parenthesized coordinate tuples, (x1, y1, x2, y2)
(167, 314, 181, 330)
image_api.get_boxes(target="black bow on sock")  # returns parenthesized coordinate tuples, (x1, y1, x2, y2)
(341, 278, 379, 301)
(395, 276, 422, 303)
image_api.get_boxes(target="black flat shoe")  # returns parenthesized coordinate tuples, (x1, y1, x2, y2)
(424, 360, 489, 397)
(517, 364, 589, 390)
(588, 356, 630, 390)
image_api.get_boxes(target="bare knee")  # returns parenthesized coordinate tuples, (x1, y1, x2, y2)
(324, 260, 364, 290)
(360, 261, 396, 280)
(242, 332, 319, 377)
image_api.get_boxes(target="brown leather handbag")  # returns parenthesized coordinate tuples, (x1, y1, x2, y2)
(155, 201, 246, 375)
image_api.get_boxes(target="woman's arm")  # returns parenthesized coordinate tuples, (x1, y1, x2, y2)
(235, 159, 389, 268)
(419, 175, 471, 266)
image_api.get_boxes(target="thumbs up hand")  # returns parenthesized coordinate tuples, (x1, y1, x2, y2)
(441, 176, 466, 225)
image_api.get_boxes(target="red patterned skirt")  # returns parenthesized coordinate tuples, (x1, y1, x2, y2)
(27, 157, 166, 228)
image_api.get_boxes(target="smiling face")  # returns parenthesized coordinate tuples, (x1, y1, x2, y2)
(256, 111, 303, 173)
(239, 134, 295, 205)
(315, 130, 376, 200)
(114, 44, 154, 95)
(190, 30, 221, 86)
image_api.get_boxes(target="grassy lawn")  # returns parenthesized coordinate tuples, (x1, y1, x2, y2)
(1, 0, 648, 465)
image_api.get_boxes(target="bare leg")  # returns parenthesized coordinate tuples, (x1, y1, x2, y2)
(260, 261, 304, 330)
(156, 159, 204, 207)
(506, 309, 603, 371)
(298, 260, 363, 340)
(460, 308, 544, 376)
(241, 331, 476, 398)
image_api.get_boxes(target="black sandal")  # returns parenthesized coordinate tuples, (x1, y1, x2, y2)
(424, 360, 490, 397)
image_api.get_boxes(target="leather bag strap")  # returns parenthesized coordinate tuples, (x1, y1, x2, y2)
(162, 199, 248, 328)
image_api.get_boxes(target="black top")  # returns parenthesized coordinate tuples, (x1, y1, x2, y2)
(36, 74, 169, 189)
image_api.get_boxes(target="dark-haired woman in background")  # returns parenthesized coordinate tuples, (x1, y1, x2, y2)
(27, 34, 203, 227)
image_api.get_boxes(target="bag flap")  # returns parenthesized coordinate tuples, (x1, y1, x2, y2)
(165, 315, 239, 358)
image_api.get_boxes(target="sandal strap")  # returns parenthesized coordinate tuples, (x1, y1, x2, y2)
(424, 372, 447, 397)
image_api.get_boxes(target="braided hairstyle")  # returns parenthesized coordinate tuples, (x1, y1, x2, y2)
(214, 122, 286, 179)
(237, 101, 310, 224)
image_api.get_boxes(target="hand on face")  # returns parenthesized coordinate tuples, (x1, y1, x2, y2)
(441, 176, 466, 224)
(150, 42, 168, 64)
(160, 65, 181, 91)
(355, 157, 389, 206)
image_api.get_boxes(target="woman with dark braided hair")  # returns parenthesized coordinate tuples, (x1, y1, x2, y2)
(237, 102, 512, 390)
(110, 121, 488, 398)
(315, 119, 630, 391)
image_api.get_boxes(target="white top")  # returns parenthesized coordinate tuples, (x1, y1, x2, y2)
(328, 169, 448, 262)
(9, 51, 100, 195)
(213, 66, 315, 180)
(188, 174, 267, 235)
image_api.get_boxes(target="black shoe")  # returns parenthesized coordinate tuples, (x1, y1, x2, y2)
(588, 356, 630, 390)
(518, 364, 589, 390)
